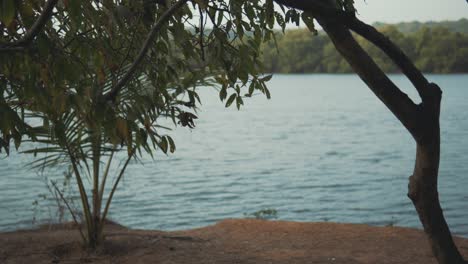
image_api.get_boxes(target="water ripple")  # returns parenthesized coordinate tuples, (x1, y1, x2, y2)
(1, 75, 468, 237)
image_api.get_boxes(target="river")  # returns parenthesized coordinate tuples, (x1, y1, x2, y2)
(1, 74, 467, 237)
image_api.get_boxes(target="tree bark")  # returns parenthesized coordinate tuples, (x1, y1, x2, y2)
(272, 0, 468, 262)
(408, 83, 466, 263)
(410, 142, 465, 263)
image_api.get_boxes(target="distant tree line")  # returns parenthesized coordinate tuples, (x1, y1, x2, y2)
(261, 20, 468, 74)
(373, 18, 468, 34)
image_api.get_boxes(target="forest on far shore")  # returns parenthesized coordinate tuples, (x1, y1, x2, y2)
(261, 19, 468, 73)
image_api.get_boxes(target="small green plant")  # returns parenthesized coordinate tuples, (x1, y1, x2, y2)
(31, 194, 47, 226)
(245, 209, 278, 220)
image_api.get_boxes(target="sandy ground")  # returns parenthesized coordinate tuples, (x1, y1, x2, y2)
(1, 219, 468, 264)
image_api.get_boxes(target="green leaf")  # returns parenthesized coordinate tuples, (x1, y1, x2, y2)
(19, 1, 34, 27)
(12, 129, 21, 150)
(245, 5, 255, 20)
(216, 10, 223, 26)
(159, 137, 168, 153)
(115, 118, 128, 141)
(21, 147, 63, 155)
(167, 136, 176, 153)
(219, 85, 227, 101)
(260, 74, 273, 82)
(265, 0, 274, 29)
(236, 96, 243, 110)
(0, 0, 15, 26)
(193, 0, 208, 10)
(225, 93, 236, 108)
(265, 87, 271, 99)
(301, 12, 317, 34)
(238, 68, 248, 85)
(248, 81, 255, 95)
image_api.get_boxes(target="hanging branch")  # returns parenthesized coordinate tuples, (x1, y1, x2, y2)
(103, 0, 189, 102)
(0, 0, 59, 52)
(321, 17, 421, 137)
(199, 8, 205, 61)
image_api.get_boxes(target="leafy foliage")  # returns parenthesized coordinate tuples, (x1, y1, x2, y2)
(0, 0, 361, 249)
(244, 208, 278, 220)
(0, 0, 331, 248)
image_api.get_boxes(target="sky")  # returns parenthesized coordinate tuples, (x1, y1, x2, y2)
(353, 0, 468, 23)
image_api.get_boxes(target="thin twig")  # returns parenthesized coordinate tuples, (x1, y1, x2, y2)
(114, 19, 140, 82)
(51, 181, 86, 242)
(63, 27, 97, 49)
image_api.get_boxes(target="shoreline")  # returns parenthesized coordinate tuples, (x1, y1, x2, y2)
(1, 219, 468, 263)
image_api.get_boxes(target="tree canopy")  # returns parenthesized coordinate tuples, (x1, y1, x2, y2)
(0, 0, 269, 247)
(0, 0, 281, 156)
(0, 0, 340, 249)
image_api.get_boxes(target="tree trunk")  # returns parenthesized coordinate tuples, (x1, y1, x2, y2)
(409, 143, 465, 263)
(91, 135, 102, 249)
(408, 85, 466, 263)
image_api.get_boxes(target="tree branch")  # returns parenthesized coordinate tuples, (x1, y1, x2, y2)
(274, 0, 433, 103)
(316, 18, 421, 139)
(342, 19, 431, 102)
(103, 0, 189, 102)
(0, 0, 59, 52)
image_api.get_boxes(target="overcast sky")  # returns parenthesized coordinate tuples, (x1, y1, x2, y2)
(353, 0, 468, 23)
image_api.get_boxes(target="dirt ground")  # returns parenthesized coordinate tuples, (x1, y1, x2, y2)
(1, 219, 468, 264)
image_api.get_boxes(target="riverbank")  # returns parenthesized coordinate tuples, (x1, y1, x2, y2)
(1, 219, 468, 263)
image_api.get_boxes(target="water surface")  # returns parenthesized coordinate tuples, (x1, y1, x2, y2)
(1, 74, 467, 237)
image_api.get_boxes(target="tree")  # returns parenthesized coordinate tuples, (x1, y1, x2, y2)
(0, 0, 275, 248)
(273, 1, 467, 263)
(0, 0, 465, 263)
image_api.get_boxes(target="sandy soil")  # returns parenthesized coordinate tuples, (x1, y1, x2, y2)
(1, 219, 468, 264)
